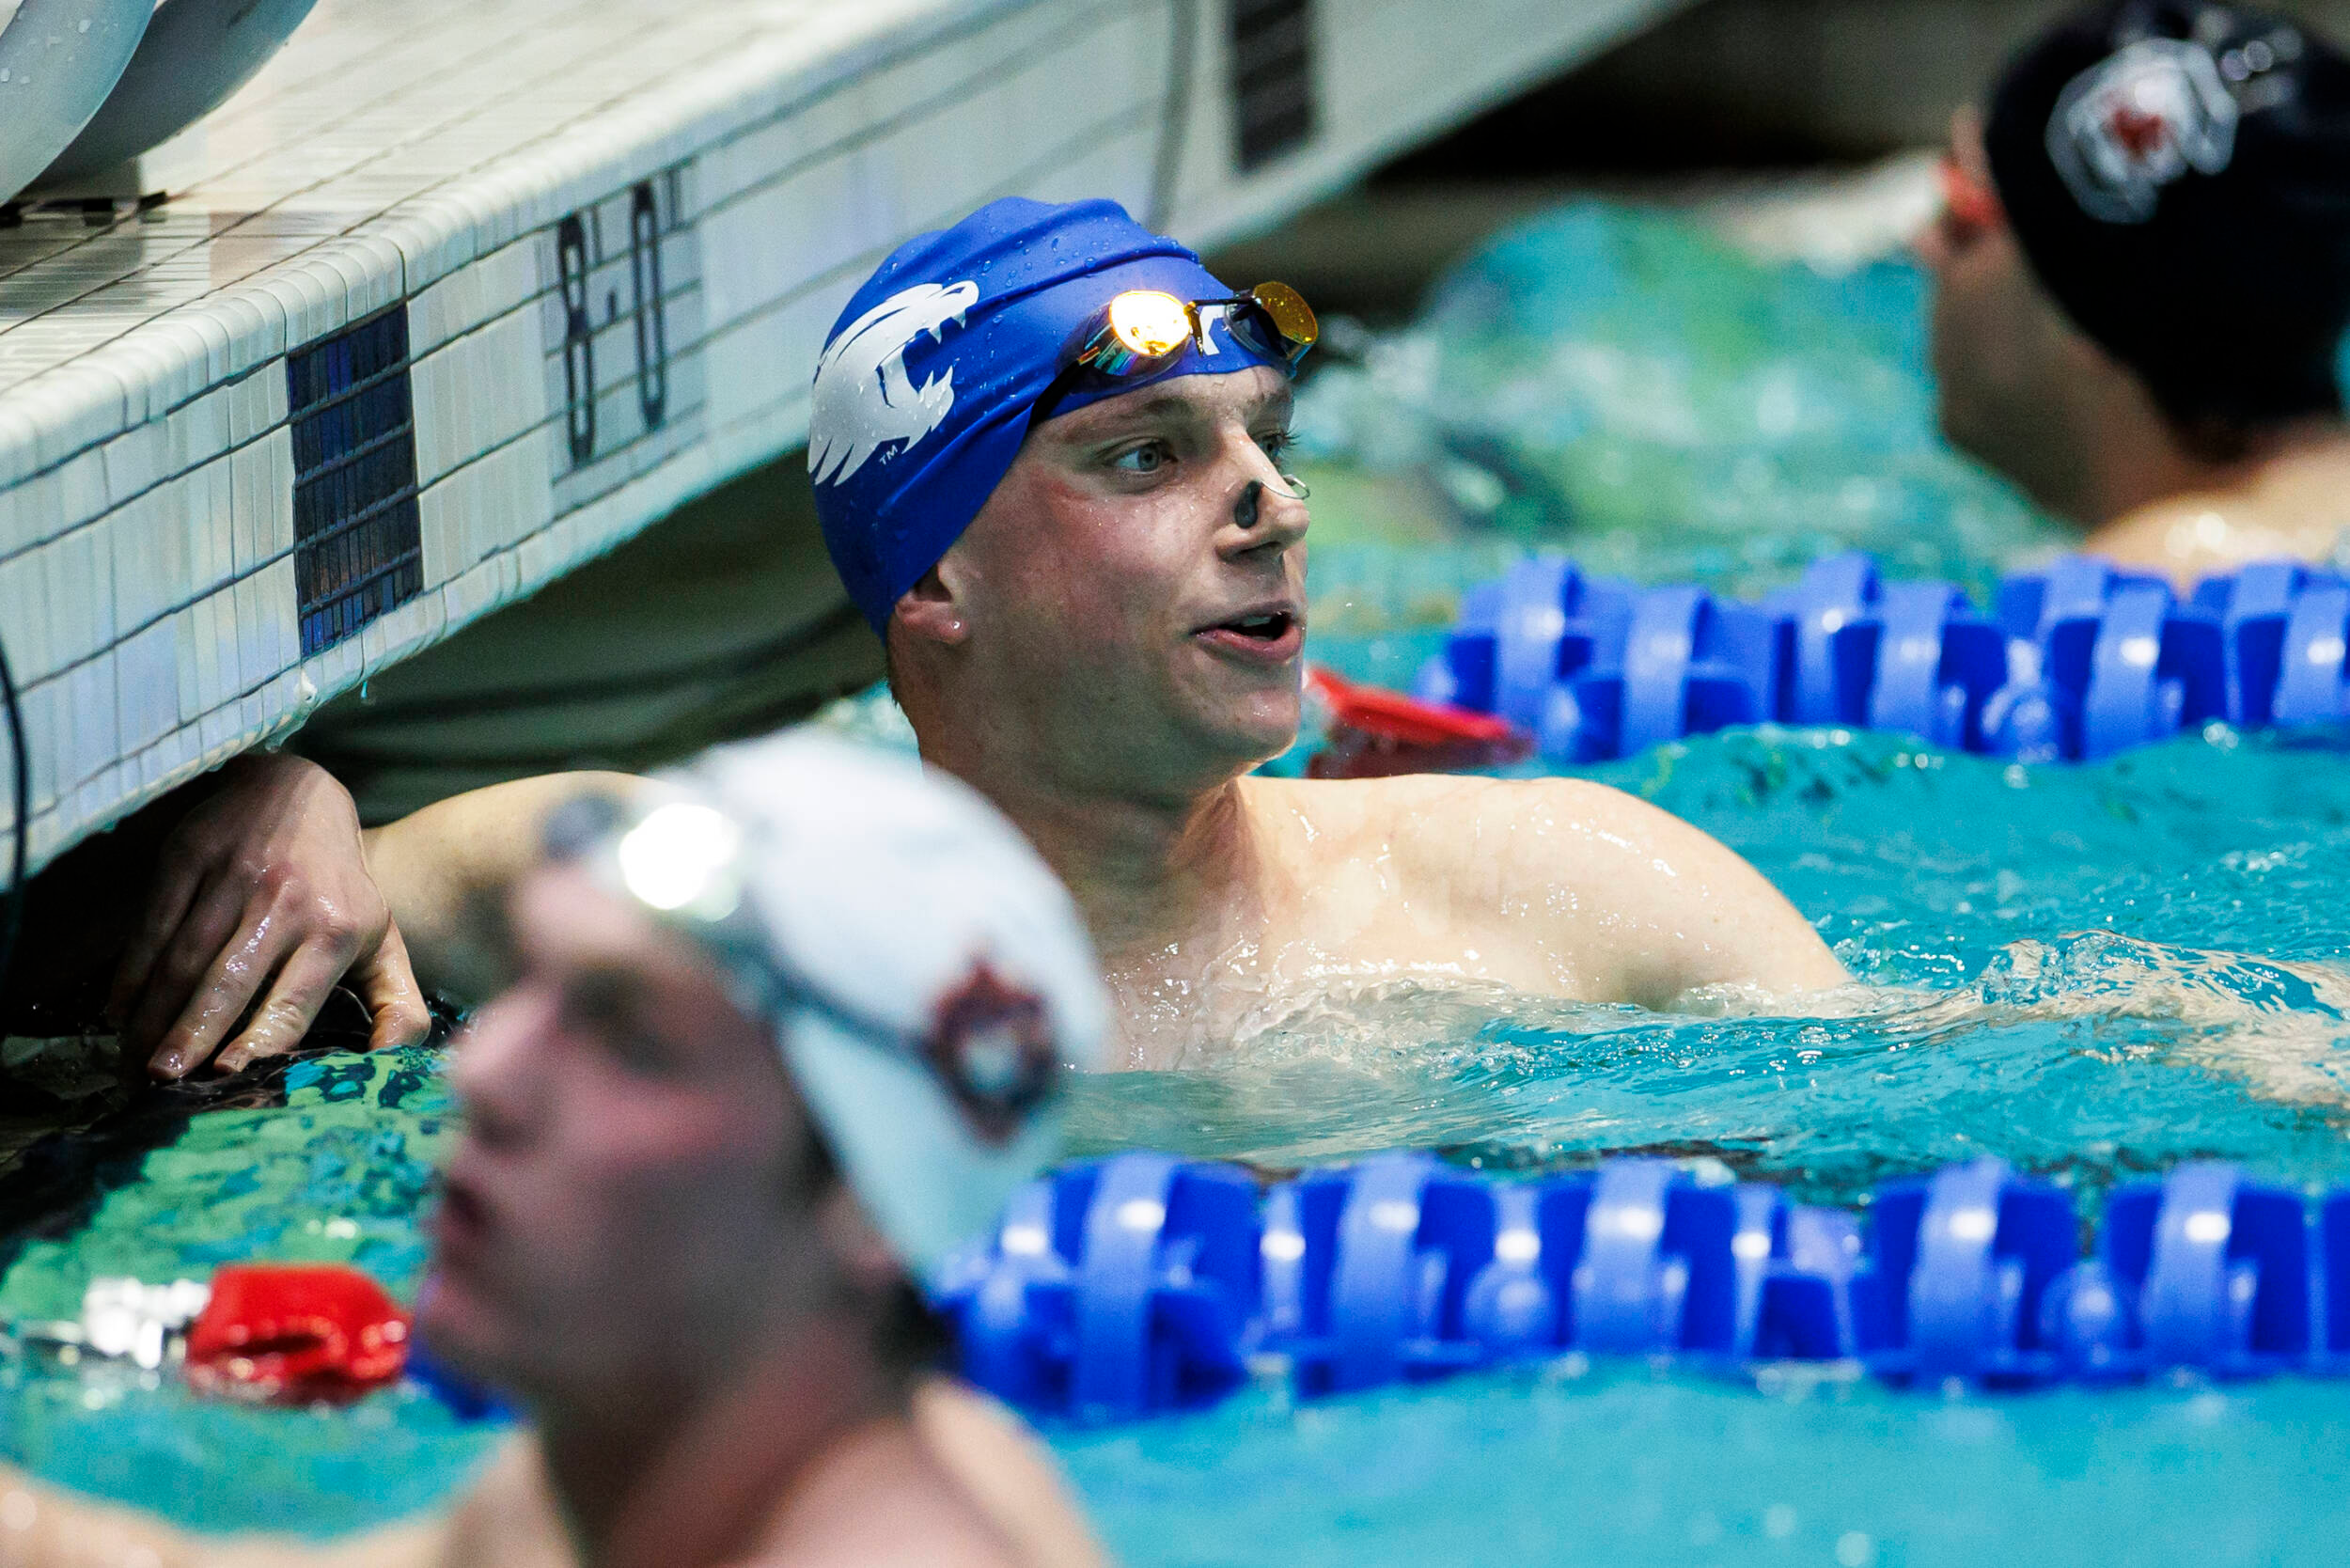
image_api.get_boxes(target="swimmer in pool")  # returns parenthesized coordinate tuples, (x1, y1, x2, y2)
(105, 197, 1847, 1075)
(1920, 0, 2350, 582)
(0, 734, 1107, 1568)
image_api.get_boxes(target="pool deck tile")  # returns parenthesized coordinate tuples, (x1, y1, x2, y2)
(0, 0, 1671, 873)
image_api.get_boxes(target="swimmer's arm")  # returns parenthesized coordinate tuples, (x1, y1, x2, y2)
(364, 772, 646, 1002)
(0, 1466, 449, 1568)
(1466, 779, 1848, 1008)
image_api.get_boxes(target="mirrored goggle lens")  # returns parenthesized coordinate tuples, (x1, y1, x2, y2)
(1225, 282, 1317, 369)
(1246, 281, 1317, 355)
(1060, 282, 1321, 407)
(1084, 290, 1194, 376)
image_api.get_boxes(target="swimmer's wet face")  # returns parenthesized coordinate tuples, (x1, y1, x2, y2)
(895, 364, 1309, 790)
(420, 865, 868, 1411)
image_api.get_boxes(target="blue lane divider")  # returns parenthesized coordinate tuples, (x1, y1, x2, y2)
(1414, 553, 2350, 765)
(404, 1341, 513, 1422)
(938, 1157, 1258, 1421)
(937, 1152, 2350, 1422)
(1854, 1158, 2074, 1385)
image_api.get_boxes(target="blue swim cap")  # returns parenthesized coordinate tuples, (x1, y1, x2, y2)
(808, 197, 1283, 633)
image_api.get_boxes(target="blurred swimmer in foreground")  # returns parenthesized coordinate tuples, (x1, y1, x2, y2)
(104, 197, 1847, 1076)
(0, 733, 1107, 1568)
(1921, 0, 2350, 581)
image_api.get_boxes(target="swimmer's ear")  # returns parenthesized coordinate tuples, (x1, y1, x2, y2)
(891, 566, 970, 648)
(1948, 104, 1998, 198)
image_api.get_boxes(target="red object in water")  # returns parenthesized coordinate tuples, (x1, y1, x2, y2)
(186, 1263, 411, 1403)
(1306, 666, 1533, 779)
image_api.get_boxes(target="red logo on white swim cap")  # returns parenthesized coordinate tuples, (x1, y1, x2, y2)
(922, 961, 1058, 1147)
(2048, 38, 2239, 224)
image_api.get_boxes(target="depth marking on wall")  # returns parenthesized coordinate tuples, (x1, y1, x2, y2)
(540, 161, 707, 519)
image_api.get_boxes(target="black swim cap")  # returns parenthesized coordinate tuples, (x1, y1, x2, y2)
(1983, 1, 2350, 435)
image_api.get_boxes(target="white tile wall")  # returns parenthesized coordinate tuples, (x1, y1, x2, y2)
(0, 0, 1684, 874)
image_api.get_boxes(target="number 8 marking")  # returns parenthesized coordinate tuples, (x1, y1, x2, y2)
(558, 214, 596, 465)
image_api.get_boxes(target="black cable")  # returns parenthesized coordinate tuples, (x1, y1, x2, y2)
(0, 625, 25, 1002)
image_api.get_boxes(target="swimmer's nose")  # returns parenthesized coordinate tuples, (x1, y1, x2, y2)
(447, 990, 546, 1149)
(1220, 471, 1308, 555)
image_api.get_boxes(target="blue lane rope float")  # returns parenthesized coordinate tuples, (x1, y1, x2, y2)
(934, 1153, 2350, 1422)
(1411, 553, 2350, 765)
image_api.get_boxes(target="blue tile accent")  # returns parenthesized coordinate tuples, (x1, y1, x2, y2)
(287, 307, 422, 657)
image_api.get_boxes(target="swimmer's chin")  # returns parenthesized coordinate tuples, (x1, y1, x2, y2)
(1177, 700, 1301, 767)
(410, 1273, 510, 1390)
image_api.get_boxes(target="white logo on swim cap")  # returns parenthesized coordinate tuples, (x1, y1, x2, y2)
(809, 279, 979, 487)
(2047, 38, 2239, 225)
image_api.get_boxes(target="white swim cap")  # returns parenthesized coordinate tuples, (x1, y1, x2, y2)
(566, 730, 1108, 1290)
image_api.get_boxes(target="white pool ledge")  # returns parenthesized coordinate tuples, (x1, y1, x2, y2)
(0, 0, 1682, 874)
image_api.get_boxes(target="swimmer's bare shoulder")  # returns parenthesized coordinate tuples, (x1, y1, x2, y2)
(739, 1388, 1098, 1568)
(1246, 773, 1846, 1007)
(2085, 441, 2350, 584)
(2084, 496, 2317, 583)
(431, 1438, 574, 1568)
(912, 1380, 1107, 1568)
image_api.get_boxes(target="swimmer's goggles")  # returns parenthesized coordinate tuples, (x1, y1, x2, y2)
(545, 792, 1057, 1137)
(1029, 282, 1319, 425)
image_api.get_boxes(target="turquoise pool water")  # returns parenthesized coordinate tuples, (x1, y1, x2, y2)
(8, 201, 2350, 1559)
(0, 1052, 502, 1536)
(1050, 725, 2350, 1566)
(1287, 200, 2070, 604)
(1054, 1365, 2350, 1568)
(13, 723, 2350, 1556)
(1072, 723, 2350, 1205)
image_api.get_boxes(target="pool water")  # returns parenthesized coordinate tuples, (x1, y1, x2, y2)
(9, 200, 2350, 1560)
(1053, 1366, 2350, 1568)
(0, 1050, 502, 1536)
(1068, 725, 2350, 1205)
(1048, 726, 2350, 1566)
(1287, 200, 2071, 606)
